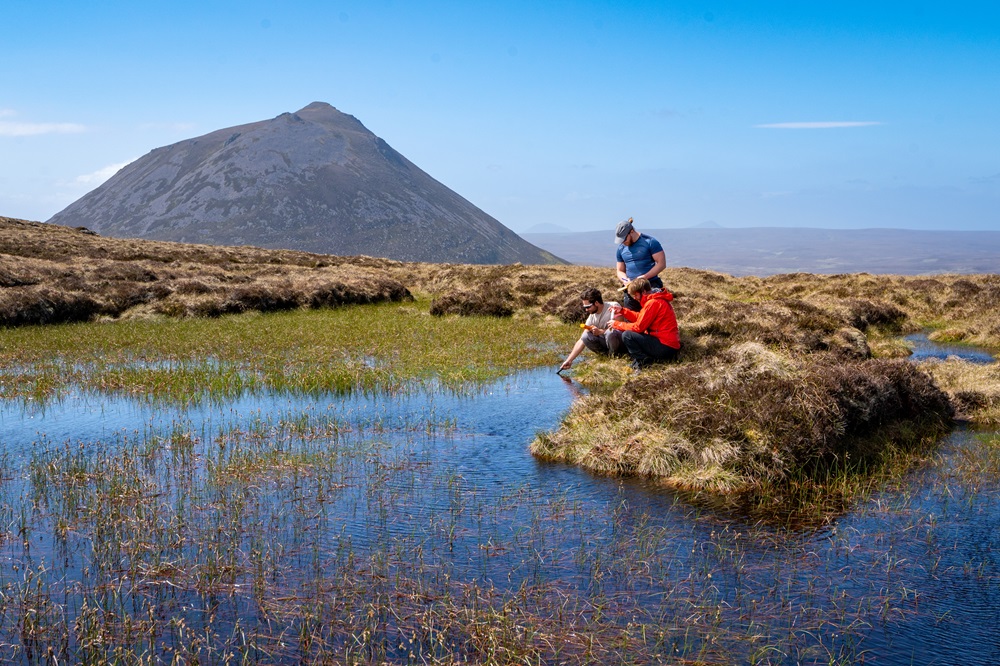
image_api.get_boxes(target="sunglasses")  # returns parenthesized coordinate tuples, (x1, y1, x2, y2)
(582, 302, 597, 309)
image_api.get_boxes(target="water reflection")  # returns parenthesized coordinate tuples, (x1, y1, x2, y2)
(0, 367, 998, 663)
(905, 332, 996, 364)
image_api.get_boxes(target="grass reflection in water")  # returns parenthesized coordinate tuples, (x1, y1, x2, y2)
(1, 368, 998, 665)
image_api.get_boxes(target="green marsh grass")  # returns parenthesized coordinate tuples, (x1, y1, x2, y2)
(0, 299, 577, 404)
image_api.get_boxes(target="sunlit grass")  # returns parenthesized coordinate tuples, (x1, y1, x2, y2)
(920, 359, 1000, 426)
(0, 299, 578, 403)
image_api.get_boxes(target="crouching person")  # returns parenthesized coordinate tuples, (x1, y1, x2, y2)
(559, 287, 624, 371)
(609, 278, 680, 370)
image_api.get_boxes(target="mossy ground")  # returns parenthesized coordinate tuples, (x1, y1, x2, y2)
(0, 298, 576, 403)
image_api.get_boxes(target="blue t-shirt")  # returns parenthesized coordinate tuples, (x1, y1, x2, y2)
(616, 233, 664, 280)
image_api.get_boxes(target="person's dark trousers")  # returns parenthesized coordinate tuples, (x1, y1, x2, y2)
(622, 330, 679, 367)
(622, 277, 664, 311)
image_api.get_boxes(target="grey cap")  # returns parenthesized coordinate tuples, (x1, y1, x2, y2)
(614, 217, 634, 244)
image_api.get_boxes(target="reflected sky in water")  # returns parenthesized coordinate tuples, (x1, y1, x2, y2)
(0, 346, 998, 663)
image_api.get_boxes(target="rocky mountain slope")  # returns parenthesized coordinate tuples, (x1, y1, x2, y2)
(49, 103, 562, 265)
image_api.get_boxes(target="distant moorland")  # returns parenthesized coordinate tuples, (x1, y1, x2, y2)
(524, 226, 1000, 275)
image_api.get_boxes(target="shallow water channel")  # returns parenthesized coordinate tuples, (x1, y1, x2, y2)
(0, 344, 998, 663)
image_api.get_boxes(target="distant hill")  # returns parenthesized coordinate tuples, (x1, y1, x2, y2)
(48, 102, 563, 266)
(523, 227, 1000, 276)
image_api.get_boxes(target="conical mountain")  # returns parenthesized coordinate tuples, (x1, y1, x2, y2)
(48, 103, 563, 265)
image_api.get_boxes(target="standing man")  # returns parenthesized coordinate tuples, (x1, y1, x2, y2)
(615, 217, 666, 311)
(558, 287, 624, 371)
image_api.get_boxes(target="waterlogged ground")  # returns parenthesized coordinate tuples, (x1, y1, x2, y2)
(0, 354, 998, 663)
(906, 332, 996, 365)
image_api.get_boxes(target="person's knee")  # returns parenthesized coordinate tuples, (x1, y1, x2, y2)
(622, 331, 641, 345)
(581, 331, 608, 353)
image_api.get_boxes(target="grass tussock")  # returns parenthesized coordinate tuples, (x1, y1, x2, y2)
(920, 359, 1000, 425)
(5, 216, 1000, 354)
(0, 217, 413, 326)
(532, 343, 954, 494)
(429, 283, 515, 318)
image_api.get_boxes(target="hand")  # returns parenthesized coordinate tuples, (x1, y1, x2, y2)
(559, 359, 572, 371)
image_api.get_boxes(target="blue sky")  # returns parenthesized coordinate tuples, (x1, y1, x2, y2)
(2, 1, 998, 232)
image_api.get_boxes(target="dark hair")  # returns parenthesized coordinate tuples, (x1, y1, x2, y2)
(580, 287, 603, 304)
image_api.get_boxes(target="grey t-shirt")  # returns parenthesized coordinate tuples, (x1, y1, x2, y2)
(586, 301, 620, 329)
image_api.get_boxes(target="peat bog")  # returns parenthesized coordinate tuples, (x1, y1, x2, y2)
(2, 343, 999, 664)
(1, 218, 1000, 663)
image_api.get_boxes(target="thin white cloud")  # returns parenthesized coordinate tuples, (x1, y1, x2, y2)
(0, 110, 87, 137)
(75, 160, 133, 185)
(755, 121, 883, 129)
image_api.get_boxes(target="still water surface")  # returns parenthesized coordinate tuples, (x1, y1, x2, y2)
(0, 346, 997, 663)
(905, 332, 996, 364)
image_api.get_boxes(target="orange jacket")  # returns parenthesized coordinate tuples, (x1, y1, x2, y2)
(610, 291, 680, 349)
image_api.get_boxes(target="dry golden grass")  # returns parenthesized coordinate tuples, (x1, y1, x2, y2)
(3, 216, 999, 352)
(532, 345, 954, 493)
(920, 359, 1000, 425)
(0, 217, 414, 324)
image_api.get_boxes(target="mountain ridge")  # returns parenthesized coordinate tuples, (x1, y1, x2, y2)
(49, 103, 563, 265)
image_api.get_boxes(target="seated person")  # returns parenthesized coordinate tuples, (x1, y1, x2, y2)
(608, 278, 680, 369)
(559, 287, 624, 371)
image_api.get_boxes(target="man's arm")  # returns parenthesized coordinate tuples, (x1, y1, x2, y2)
(559, 337, 587, 371)
(613, 300, 662, 334)
(616, 260, 630, 284)
(641, 251, 666, 280)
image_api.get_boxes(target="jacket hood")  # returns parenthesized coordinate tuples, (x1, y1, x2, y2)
(640, 290, 674, 306)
